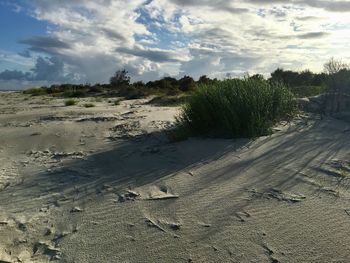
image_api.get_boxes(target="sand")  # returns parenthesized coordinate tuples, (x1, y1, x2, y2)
(1, 92, 350, 263)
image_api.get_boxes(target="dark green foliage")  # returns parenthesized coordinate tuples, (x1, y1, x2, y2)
(270, 68, 328, 97)
(322, 59, 350, 113)
(249, 74, 265, 81)
(145, 77, 181, 95)
(117, 85, 147, 100)
(179, 75, 196, 92)
(110, 69, 130, 88)
(113, 99, 121, 105)
(64, 99, 77, 106)
(147, 94, 189, 106)
(290, 85, 327, 97)
(83, 103, 95, 108)
(176, 78, 296, 139)
(197, 75, 211, 84)
(23, 87, 50, 96)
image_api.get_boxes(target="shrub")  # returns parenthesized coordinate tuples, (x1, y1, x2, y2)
(118, 86, 147, 100)
(113, 100, 121, 106)
(83, 103, 95, 108)
(179, 75, 196, 92)
(175, 78, 296, 139)
(110, 69, 130, 88)
(289, 85, 327, 98)
(65, 99, 77, 106)
(62, 90, 87, 98)
(148, 95, 189, 106)
(23, 87, 49, 96)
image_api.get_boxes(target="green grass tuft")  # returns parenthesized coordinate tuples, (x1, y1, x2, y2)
(175, 78, 296, 139)
(64, 99, 77, 106)
(83, 103, 95, 108)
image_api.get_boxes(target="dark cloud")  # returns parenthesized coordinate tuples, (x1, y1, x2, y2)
(246, 0, 350, 12)
(0, 56, 68, 82)
(19, 36, 71, 54)
(305, 0, 350, 12)
(0, 70, 31, 81)
(269, 8, 287, 18)
(295, 16, 323, 21)
(116, 47, 182, 63)
(102, 29, 127, 41)
(18, 50, 31, 58)
(169, 0, 249, 13)
(297, 31, 330, 39)
(32, 56, 65, 81)
(251, 29, 330, 40)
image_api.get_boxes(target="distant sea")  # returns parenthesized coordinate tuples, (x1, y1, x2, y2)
(0, 90, 18, 93)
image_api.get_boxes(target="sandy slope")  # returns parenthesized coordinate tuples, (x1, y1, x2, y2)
(1, 92, 350, 263)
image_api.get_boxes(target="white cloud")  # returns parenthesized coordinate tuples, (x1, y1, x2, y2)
(1, 0, 350, 89)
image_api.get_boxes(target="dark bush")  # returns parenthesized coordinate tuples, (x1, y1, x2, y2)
(179, 76, 196, 92)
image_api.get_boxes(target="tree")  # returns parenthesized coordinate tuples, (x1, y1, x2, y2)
(110, 69, 130, 88)
(324, 58, 348, 75)
(249, 74, 265, 81)
(198, 75, 212, 84)
(323, 58, 350, 113)
(179, 75, 196, 91)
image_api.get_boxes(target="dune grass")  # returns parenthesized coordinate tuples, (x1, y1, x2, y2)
(64, 99, 77, 106)
(83, 103, 95, 108)
(174, 78, 296, 139)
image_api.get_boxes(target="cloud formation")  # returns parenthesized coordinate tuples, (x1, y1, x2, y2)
(1, 0, 350, 89)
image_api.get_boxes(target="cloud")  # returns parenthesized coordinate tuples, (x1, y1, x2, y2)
(297, 31, 330, 39)
(32, 56, 65, 81)
(116, 46, 187, 63)
(19, 36, 71, 55)
(18, 50, 31, 58)
(0, 56, 69, 82)
(0, 70, 31, 81)
(246, 0, 350, 12)
(1, 0, 350, 90)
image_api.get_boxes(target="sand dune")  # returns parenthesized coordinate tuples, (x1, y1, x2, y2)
(1, 92, 350, 262)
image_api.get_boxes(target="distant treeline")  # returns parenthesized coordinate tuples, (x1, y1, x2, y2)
(24, 58, 350, 99)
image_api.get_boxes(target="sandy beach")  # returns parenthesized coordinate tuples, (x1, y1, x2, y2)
(1, 92, 350, 262)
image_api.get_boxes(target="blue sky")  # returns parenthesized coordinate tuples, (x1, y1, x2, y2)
(1, 0, 350, 89)
(0, 1, 49, 53)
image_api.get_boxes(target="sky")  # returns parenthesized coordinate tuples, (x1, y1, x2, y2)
(0, 0, 350, 90)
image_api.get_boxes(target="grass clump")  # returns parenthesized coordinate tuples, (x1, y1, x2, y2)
(83, 103, 95, 108)
(175, 78, 296, 139)
(64, 99, 77, 106)
(147, 94, 190, 106)
(23, 87, 49, 96)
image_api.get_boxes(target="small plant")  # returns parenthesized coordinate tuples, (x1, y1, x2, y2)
(83, 103, 95, 108)
(113, 100, 121, 106)
(65, 99, 77, 106)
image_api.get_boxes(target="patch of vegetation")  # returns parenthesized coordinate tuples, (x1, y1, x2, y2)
(94, 97, 103, 102)
(147, 94, 190, 106)
(21, 60, 350, 114)
(290, 85, 327, 98)
(23, 87, 49, 96)
(113, 100, 121, 106)
(83, 103, 95, 108)
(174, 78, 296, 139)
(64, 99, 77, 106)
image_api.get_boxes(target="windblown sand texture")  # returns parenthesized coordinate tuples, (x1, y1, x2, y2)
(1, 92, 350, 262)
